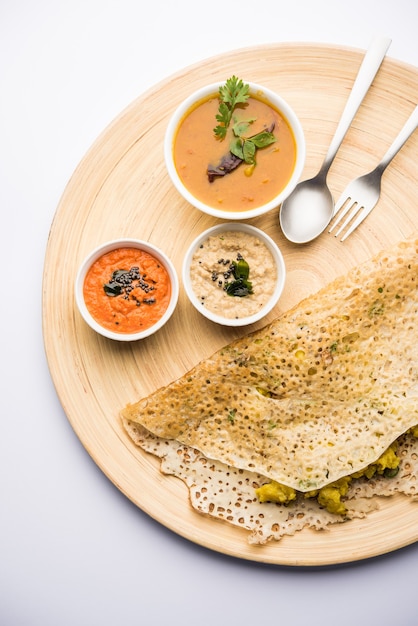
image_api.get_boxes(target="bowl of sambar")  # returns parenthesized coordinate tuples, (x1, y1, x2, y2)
(164, 76, 306, 220)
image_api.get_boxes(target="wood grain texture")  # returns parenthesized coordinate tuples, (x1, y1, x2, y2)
(42, 43, 418, 565)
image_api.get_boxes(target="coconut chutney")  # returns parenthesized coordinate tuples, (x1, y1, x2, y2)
(189, 230, 277, 319)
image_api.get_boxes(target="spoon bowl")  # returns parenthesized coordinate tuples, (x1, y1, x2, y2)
(279, 173, 334, 244)
(279, 36, 391, 244)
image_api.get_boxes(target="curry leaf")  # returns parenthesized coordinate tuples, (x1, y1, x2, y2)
(233, 258, 250, 280)
(103, 269, 128, 296)
(104, 282, 122, 297)
(225, 278, 253, 297)
(251, 130, 276, 149)
(230, 128, 276, 166)
(242, 139, 256, 164)
(232, 118, 256, 137)
(230, 137, 244, 160)
(225, 256, 253, 297)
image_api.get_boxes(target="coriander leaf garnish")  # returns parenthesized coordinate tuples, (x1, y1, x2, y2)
(208, 76, 277, 180)
(213, 76, 250, 139)
(227, 408, 237, 424)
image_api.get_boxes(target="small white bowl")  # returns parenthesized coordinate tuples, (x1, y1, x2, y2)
(182, 223, 286, 327)
(164, 81, 306, 220)
(75, 239, 179, 341)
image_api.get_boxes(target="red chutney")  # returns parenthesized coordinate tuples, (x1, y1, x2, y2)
(83, 247, 171, 334)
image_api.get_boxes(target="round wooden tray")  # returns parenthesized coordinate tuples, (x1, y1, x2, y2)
(43, 43, 418, 566)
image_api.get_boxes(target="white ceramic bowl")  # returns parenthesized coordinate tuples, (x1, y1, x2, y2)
(182, 223, 286, 327)
(164, 81, 306, 220)
(75, 238, 179, 341)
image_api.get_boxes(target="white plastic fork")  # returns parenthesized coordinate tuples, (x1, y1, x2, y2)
(329, 103, 418, 241)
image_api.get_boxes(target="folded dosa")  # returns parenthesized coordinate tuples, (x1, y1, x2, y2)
(121, 236, 418, 492)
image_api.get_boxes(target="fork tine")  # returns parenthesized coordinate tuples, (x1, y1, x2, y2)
(333, 203, 364, 238)
(340, 201, 378, 241)
(333, 191, 351, 215)
(328, 197, 357, 232)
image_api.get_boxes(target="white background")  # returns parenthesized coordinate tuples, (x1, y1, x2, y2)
(1, 1, 418, 625)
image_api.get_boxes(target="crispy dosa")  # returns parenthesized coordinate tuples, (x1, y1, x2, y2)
(122, 236, 418, 492)
(122, 418, 418, 544)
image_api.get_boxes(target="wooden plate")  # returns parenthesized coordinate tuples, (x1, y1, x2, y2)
(42, 43, 418, 566)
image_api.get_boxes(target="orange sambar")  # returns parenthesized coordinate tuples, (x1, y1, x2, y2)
(173, 95, 296, 212)
(83, 247, 171, 334)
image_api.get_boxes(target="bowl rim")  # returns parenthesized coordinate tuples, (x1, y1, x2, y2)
(164, 80, 306, 220)
(182, 222, 286, 327)
(74, 238, 179, 341)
